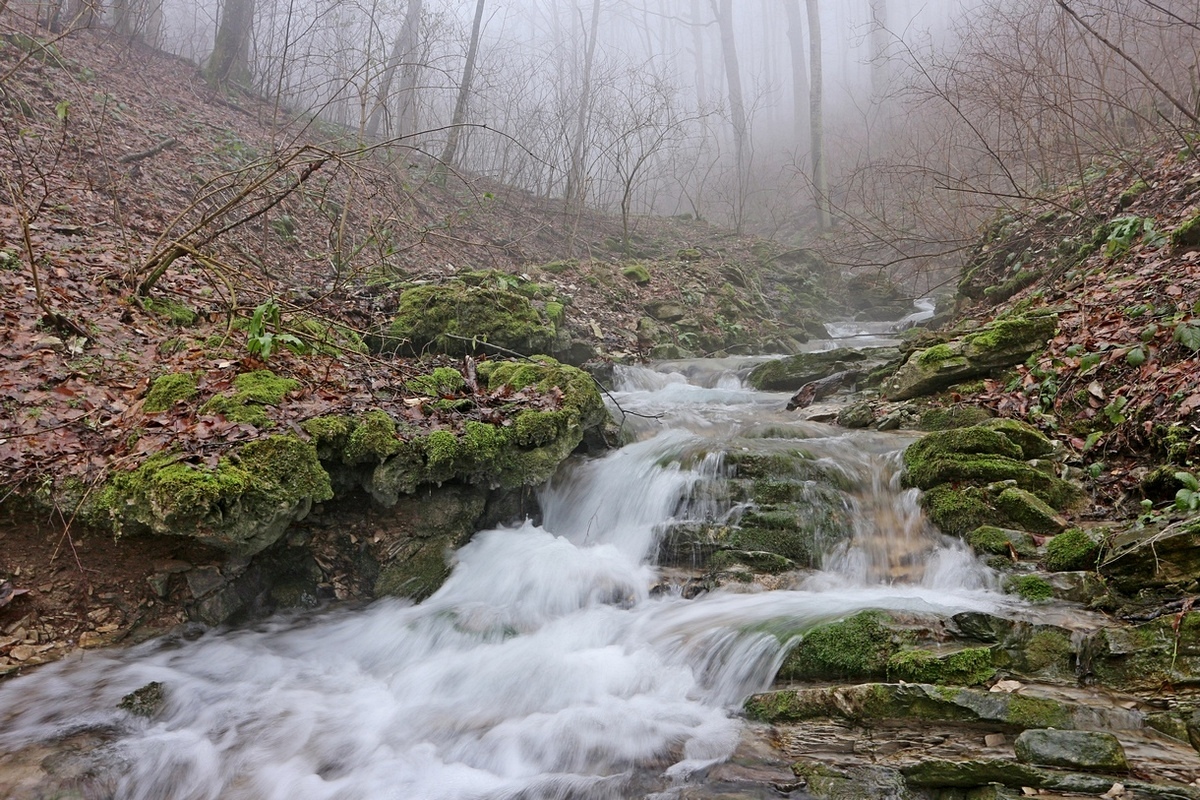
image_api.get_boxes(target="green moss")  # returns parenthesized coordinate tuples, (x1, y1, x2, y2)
(486, 357, 607, 432)
(780, 611, 896, 681)
(677, 248, 702, 262)
(1006, 694, 1071, 729)
(982, 419, 1056, 459)
(621, 263, 651, 284)
(407, 367, 466, 397)
(144, 373, 198, 413)
(231, 370, 299, 404)
(905, 427, 1023, 468)
(968, 525, 1035, 557)
(1044, 528, 1100, 571)
(199, 370, 299, 427)
(1172, 213, 1200, 249)
(1024, 630, 1073, 671)
(374, 538, 453, 601)
(1006, 574, 1053, 602)
(993, 487, 1063, 534)
(385, 282, 554, 356)
(962, 315, 1057, 354)
(301, 415, 355, 456)
(886, 649, 942, 683)
(513, 409, 570, 447)
(97, 435, 332, 554)
(921, 485, 991, 536)
(888, 648, 995, 686)
(142, 296, 198, 326)
(543, 301, 566, 329)
(918, 343, 956, 366)
(539, 259, 577, 274)
(918, 406, 995, 431)
(744, 691, 810, 723)
(1118, 179, 1149, 209)
(344, 410, 402, 463)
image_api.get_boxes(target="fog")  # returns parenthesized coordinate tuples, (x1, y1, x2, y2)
(16, 0, 1200, 283)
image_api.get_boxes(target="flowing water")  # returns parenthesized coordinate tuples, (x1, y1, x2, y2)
(0, 350, 1013, 800)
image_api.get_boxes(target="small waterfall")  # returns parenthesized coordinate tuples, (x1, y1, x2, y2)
(0, 355, 1006, 800)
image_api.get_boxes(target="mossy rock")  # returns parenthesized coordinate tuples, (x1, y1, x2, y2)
(1004, 574, 1053, 602)
(747, 347, 897, 392)
(981, 419, 1057, 459)
(199, 370, 300, 427)
(144, 373, 198, 413)
(142, 296, 198, 326)
(97, 435, 333, 556)
(384, 282, 555, 357)
(886, 647, 995, 686)
(1101, 517, 1200, 593)
(779, 611, 897, 681)
(1014, 729, 1127, 772)
(1090, 611, 1200, 692)
(918, 405, 996, 431)
(1172, 213, 1200, 250)
(992, 487, 1067, 534)
(967, 525, 1036, 558)
(886, 315, 1057, 400)
(621, 263, 651, 284)
(1043, 528, 1101, 571)
(921, 485, 992, 536)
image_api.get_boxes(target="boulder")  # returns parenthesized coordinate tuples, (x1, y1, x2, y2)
(1013, 729, 1128, 772)
(885, 314, 1058, 400)
(747, 347, 899, 392)
(383, 282, 556, 357)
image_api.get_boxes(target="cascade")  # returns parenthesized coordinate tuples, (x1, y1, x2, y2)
(0, 344, 1008, 800)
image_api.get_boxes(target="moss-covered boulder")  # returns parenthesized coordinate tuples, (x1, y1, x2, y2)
(885, 314, 1058, 400)
(746, 347, 898, 392)
(778, 611, 898, 681)
(384, 282, 556, 357)
(1043, 528, 1101, 571)
(903, 423, 1081, 538)
(97, 435, 333, 556)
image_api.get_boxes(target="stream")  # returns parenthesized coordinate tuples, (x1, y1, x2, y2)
(0, 332, 1022, 800)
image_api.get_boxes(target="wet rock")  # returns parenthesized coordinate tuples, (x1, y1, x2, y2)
(837, 401, 875, 429)
(1101, 518, 1200, 594)
(1090, 612, 1200, 693)
(885, 314, 1058, 400)
(746, 347, 899, 392)
(119, 682, 166, 719)
(1014, 729, 1128, 772)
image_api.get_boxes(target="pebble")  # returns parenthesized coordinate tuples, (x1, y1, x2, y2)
(984, 733, 1006, 747)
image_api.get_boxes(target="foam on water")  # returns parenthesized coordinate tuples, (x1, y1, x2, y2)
(0, 348, 1007, 800)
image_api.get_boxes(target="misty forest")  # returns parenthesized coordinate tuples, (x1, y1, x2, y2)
(3, 0, 1200, 797)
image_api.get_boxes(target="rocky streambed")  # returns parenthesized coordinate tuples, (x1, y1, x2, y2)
(2, 318, 1200, 798)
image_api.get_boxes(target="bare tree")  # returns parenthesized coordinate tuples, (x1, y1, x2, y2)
(439, 0, 486, 171)
(205, 0, 256, 89)
(565, 0, 602, 207)
(365, 0, 424, 142)
(782, 0, 810, 145)
(868, 0, 889, 97)
(711, 0, 749, 232)
(806, 0, 830, 230)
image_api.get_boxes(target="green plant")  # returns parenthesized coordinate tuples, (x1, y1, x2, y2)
(246, 301, 306, 361)
(1175, 471, 1200, 512)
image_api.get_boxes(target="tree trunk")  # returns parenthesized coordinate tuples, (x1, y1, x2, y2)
(783, 0, 810, 146)
(439, 0, 486, 170)
(565, 0, 602, 207)
(205, 0, 256, 89)
(869, 0, 889, 97)
(365, 0, 424, 142)
(690, 0, 707, 109)
(806, 0, 830, 230)
(713, 0, 749, 233)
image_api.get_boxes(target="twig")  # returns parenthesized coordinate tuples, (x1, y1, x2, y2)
(118, 137, 179, 164)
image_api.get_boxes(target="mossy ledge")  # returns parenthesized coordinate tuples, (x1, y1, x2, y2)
(95, 359, 606, 573)
(96, 435, 333, 556)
